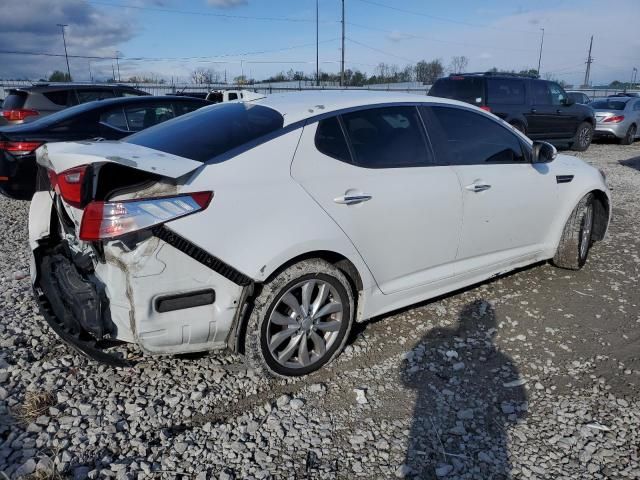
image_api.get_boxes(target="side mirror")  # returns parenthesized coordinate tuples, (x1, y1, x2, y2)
(532, 141, 557, 163)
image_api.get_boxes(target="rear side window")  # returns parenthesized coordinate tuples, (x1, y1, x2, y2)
(341, 106, 431, 168)
(315, 116, 351, 163)
(487, 79, 525, 105)
(126, 103, 284, 162)
(124, 104, 175, 131)
(228, 92, 239, 101)
(429, 77, 484, 105)
(2, 91, 27, 109)
(76, 89, 116, 103)
(100, 108, 128, 130)
(173, 101, 205, 116)
(42, 90, 71, 106)
(423, 106, 525, 165)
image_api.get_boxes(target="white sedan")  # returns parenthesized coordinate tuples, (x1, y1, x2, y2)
(29, 91, 610, 376)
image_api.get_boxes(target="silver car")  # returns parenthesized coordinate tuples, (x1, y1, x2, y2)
(592, 97, 640, 145)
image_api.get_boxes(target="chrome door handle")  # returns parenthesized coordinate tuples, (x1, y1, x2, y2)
(465, 183, 491, 193)
(334, 194, 372, 205)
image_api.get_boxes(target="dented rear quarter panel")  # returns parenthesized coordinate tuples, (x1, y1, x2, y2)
(166, 128, 376, 290)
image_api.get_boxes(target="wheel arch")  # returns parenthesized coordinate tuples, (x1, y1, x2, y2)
(228, 249, 369, 354)
(591, 189, 610, 241)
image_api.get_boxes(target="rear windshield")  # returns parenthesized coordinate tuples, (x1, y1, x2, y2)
(591, 99, 627, 110)
(2, 91, 28, 110)
(429, 77, 484, 104)
(125, 103, 284, 162)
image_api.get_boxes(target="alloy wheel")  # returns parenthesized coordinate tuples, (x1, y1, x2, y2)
(579, 125, 592, 148)
(266, 279, 344, 370)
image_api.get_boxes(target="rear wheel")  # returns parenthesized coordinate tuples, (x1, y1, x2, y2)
(620, 124, 637, 145)
(570, 122, 593, 151)
(245, 259, 354, 377)
(552, 193, 595, 270)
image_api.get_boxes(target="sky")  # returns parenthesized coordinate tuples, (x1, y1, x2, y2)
(1, 0, 639, 86)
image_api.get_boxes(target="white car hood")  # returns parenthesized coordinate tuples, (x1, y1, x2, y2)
(36, 140, 202, 178)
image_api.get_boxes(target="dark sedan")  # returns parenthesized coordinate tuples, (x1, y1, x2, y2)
(0, 96, 209, 200)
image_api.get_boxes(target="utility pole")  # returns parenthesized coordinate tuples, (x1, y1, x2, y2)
(537, 28, 544, 75)
(316, 0, 319, 86)
(88, 60, 93, 82)
(111, 62, 116, 81)
(341, 0, 345, 87)
(57, 24, 71, 81)
(630, 67, 637, 89)
(115, 51, 121, 82)
(583, 35, 594, 88)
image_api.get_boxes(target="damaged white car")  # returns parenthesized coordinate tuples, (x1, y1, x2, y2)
(29, 91, 611, 376)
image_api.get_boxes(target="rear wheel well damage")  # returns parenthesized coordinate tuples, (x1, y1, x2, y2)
(228, 251, 364, 354)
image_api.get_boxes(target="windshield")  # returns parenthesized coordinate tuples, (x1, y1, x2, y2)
(591, 99, 628, 110)
(126, 102, 284, 162)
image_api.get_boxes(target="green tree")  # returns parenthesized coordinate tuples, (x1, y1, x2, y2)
(48, 70, 71, 82)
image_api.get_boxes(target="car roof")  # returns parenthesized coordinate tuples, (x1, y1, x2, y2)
(253, 90, 473, 126)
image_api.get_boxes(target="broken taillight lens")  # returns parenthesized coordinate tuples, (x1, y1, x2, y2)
(79, 192, 213, 242)
(48, 165, 88, 209)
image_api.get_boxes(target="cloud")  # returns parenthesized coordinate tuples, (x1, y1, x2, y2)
(206, 0, 248, 8)
(386, 31, 413, 43)
(0, 0, 135, 80)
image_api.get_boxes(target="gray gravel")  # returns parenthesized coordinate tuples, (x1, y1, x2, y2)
(1, 141, 640, 479)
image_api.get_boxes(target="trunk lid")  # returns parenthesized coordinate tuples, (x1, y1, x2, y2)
(593, 110, 617, 124)
(36, 140, 202, 178)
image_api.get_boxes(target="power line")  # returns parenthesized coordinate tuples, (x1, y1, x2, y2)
(88, 0, 338, 24)
(346, 37, 417, 64)
(353, 0, 540, 35)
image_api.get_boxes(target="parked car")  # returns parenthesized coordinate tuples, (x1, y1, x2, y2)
(28, 91, 610, 376)
(167, 91, 209, 100)
(592, 97, 640, 145)
(429, 72, 596, 151)
(0, 95, 208, 200)
(205, 89, 265, 103)
(567, 91, 591, 104)
(1, 83, 149, 126)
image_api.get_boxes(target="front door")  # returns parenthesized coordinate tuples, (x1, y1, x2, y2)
(526, 80, 570, 138)
(422, 105, 558, 272)
(291, 106, 463, 294)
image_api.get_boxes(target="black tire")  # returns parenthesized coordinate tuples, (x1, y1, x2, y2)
(552, 193, 595, 270)
(245, 259, 354, 377)
(620, 124, 637, 145)
(509, 121, 526, 135)
(570, 122, 594, 152)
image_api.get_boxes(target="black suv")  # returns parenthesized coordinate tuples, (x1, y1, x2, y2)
(429, 73, 595, 151)
(1, 83, 149, 126)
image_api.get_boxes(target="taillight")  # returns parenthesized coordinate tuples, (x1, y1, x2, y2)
(603, 115, 624, 123)
(49, 165, 88, 208)
(79, 192, 213, 242)
(480, 106, 491, 112)
(1, 109, 39, 122)
(0, 141, 44, 156)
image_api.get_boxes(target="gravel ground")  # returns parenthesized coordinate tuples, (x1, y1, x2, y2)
(1, 142, 639, 479)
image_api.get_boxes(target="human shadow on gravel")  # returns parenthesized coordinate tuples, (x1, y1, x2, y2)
(402, 300, 528, 479)
(620, 156, 640, 171)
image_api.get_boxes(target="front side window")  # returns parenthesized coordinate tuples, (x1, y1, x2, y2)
(126, 103, 284, 162)
(124, 104, 175, 131)
(315, 116, 351, 163)
(228, 92, 238, 101)
(423, 106, 526, 165)
(487, 79, 525, 105)
(341, 106, 431, 168)
(531, 81, 551, 105)
(548, 83, 567, 106)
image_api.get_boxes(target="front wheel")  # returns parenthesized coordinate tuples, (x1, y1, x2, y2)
(620, 124, 637, 145)
(245, 259, 354, 377)
(552, 193, 595, 270)
(570, 122, 594, 152)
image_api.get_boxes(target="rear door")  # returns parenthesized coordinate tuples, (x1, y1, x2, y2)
(422, 105, 558, 272)
(526, 80, 567, 138)
(292, 106, 463, 294)
(485, 77, 526, 121)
